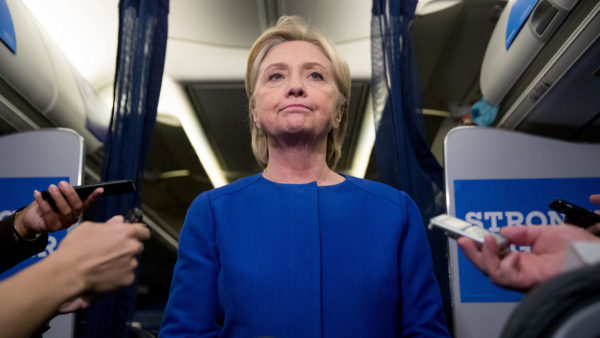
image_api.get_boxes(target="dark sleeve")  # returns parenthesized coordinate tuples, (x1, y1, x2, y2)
(0, 211, 49, 273)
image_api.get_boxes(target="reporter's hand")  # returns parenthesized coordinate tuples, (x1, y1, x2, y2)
(55, 215, 150, 293)
(458, 225, 599, 291)
(14, 181, 103, 239)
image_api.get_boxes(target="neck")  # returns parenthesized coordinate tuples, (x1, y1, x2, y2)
(263, 134, 344, 186)
(264, 153, 328, 183)
(263, 140, 337, 185)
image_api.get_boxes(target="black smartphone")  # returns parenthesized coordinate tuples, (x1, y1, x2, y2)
(549, 199, 600, 228)
(41, 179, 136, 210)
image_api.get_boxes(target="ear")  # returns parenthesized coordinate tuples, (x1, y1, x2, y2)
(252, 108, 261, 129)
(333, 110, 342, 128)
(333, 97, 344, 127)
(249, 97, 257, 119)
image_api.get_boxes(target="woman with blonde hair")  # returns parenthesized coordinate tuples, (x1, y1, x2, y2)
(160, 16, 449, 337)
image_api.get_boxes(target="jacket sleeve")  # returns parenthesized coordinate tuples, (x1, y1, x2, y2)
(398, 195, 450, 337)
(0, 211, 48, 273)
(160, 192, 221, 337)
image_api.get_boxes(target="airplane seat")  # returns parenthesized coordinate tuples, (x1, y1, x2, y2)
(500, 261, 600, 338)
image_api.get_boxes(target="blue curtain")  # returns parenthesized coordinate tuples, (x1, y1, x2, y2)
(371, 0, 452, 331)
(81, 0, 169, 336)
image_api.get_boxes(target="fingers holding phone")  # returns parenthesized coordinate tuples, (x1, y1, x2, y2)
(14, 181, 107, 240)
(30, 181, 102, 234)
(51, 181, 86, 216)
(25, 180, 135, 236)
(457, 236, 486, 272)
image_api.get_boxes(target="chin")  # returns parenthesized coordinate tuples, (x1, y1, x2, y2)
(282, 119, 310, 133)
(282, 126, 310, 135)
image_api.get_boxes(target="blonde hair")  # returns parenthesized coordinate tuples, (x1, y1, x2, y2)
(245, 15, 351, 169)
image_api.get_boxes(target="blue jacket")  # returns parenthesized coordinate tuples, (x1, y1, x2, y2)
(160, 174, 449, 337)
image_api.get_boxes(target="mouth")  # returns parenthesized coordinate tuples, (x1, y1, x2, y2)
(281, 104, 311, 111)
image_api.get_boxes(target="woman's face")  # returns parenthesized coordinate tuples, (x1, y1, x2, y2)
(252, 41, 341, 143)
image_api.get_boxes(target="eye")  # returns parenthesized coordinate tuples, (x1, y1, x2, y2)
(310, 72, 324, 80)
(268, 73, 283, 81)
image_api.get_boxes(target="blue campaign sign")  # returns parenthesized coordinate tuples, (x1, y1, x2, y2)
(0, 177, 69, 280)
(0, 0, 17, 53)
(505, 0, 539, 50)
(454, 177, 600, 302)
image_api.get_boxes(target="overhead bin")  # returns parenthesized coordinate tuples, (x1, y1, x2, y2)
(479, 0, 600, 141)
(0, 0, 109, 152)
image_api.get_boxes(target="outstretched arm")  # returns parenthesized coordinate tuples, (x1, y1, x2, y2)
(458, 225, 598, 291)
(15, 181, 103, 239)
(458, 193, 600, 291)
(0, 181, 104, 273)
(0, 216, 150, 338)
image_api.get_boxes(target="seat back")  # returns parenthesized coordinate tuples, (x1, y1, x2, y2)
(444, 127, 600, 337)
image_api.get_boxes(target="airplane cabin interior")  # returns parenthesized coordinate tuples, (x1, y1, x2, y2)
(0, 0, 599, 336)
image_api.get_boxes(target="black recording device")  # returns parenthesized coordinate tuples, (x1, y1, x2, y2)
(549, 199, 600, 229)
(41, 179, 135, 210)
(125, 207, 144, 223)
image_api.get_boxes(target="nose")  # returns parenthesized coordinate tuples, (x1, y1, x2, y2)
(287, 87, 305, 97)
(286, 75, 305, 97)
